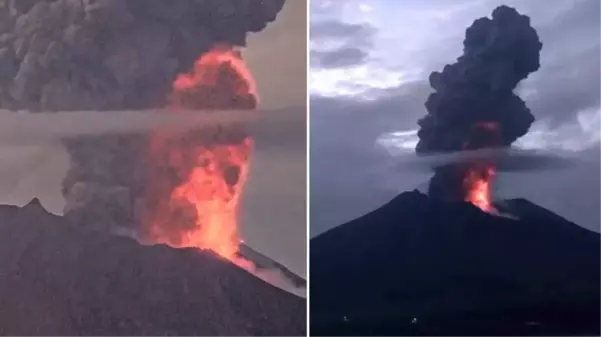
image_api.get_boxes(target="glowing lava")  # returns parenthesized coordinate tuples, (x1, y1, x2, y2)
(169, 44, 257, 110)
(463, 164, 496, 212)
(144, 45, 257, 264)
(461, 122, 500, 212)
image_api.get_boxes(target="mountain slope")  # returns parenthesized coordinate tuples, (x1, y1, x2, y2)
(310, 191, 600, 336)
(0, 199, 305, 336)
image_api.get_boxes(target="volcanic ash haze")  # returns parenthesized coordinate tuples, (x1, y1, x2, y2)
(0, 0, 287, 263)
(416, 5, 543, 209)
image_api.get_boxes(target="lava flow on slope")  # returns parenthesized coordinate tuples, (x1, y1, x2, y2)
(142, 45, 258, 265)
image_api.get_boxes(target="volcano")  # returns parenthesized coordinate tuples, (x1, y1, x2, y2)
(309, 191, 600, 336)
(0, 199, 305, 336)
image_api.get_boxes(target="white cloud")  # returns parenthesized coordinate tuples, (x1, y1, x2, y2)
(516, 108, 601, 151)
(309, 0, 470, 98)
(310, 65, 409, 98)
(358, 3, 374, 13)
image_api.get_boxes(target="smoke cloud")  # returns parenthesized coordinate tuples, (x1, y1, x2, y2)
(0, 0, 287, 240)
(415, 5, 543, 200)
(0, 0, 284, 111)
(416, 5, 542, 154)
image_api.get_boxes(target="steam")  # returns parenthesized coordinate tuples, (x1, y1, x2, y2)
(416, 5, 543, 200)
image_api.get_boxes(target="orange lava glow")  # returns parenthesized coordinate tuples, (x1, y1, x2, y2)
(145, 45, 257, 264)
(169, 44, 258, 110)
(462, 122, 500, 212)
(463, 164, 496, 212)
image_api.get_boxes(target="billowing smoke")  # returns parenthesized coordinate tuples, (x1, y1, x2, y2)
(415, 5, 542, 201)
(0, 0, 285, 244)
(0, 0, 283, 111)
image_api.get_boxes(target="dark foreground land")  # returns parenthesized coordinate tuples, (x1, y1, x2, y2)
(310, 190, 600, 336)
(0, 199, 305, 336)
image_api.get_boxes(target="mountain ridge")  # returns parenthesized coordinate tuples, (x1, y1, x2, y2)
(310, 190, 600, 336)
(0, 199, 305, 336)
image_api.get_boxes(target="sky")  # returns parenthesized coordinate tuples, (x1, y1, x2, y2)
(244, 0, 307, 110)
(310, 0, 601, 235)
(0, 0, 307, 278)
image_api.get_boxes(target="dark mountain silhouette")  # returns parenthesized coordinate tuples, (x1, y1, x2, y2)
(0, 199, 305, 336)
(310, 191, 600, 336)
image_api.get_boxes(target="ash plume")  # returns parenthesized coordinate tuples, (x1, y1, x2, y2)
(0, 0, 285, 240)
(0, 0, 283, 111)
(416, 5, 542, 199)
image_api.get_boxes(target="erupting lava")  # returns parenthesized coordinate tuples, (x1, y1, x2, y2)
(144, 45, 257, 264)
(463, 164, 496, 212)
(461, 122, 500, 212)
(170, 45, 258, 110)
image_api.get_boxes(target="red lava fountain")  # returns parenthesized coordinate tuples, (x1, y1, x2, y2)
(144, 45, 257, 264)
(461, 122, 500, 212)
(463, 164, 496, 212)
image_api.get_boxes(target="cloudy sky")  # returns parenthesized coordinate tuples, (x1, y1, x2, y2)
(310, 0, 600, 235)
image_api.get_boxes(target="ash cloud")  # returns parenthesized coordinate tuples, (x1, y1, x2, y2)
(416, 5, 542, 154)
(415, 5, 543, 200)
(0, 0, 286, 236)
(0, 0, 284, 111)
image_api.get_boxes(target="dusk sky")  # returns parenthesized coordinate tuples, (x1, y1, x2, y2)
(310, 0, 600, 235)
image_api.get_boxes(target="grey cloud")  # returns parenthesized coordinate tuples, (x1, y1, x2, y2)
(311, 21, 376, 43)
(536, 0, 600, 44)
(311, 47, 369, 68)
(311, 80, 431, 134)
(525, 45, 600, 126)
(310, 81, 431, 188)
(310, 0, 345, 18)
(310, 81, 431, 226)
(507, 0, 601, 125)
(310, 20, 377, 69)
(311, 0, 600, 123)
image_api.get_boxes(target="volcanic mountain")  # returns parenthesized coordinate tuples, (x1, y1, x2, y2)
(309, 191, 600, 336)
(0, 198, 305, 336)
